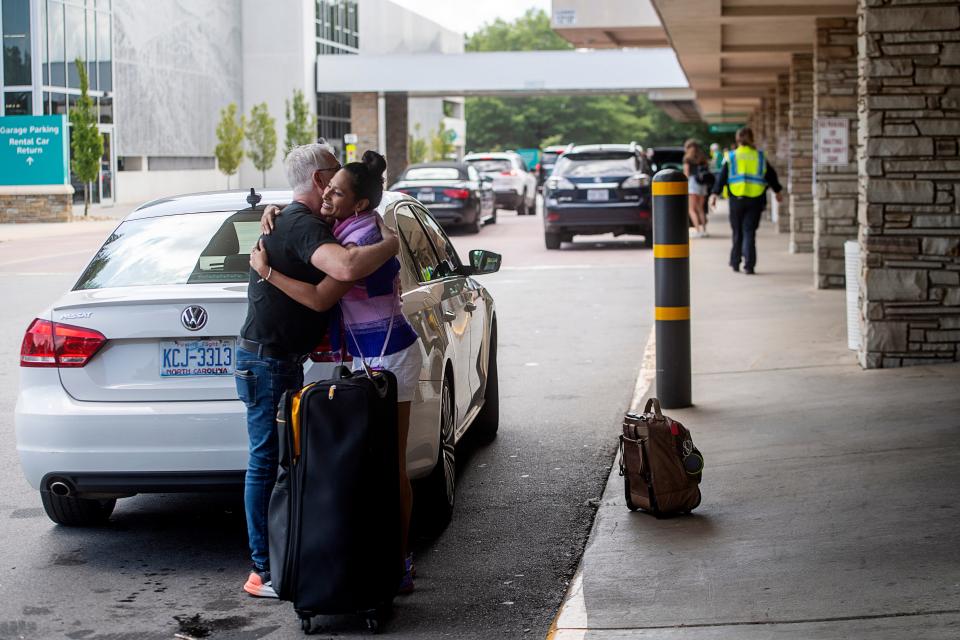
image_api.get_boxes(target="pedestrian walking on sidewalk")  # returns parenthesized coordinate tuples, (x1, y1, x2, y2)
(709, 126, 783, 274)
(683, 140, 711, 237)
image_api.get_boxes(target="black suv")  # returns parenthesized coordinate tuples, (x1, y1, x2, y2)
(542, 144, 653, 250)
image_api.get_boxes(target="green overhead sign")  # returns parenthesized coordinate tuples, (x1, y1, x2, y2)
(0, 115, 70, 186)
(708, 123, 744, 134)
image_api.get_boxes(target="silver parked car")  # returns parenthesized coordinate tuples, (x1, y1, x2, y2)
(16, 190, 501, 532)
(463, 151, 538, 216)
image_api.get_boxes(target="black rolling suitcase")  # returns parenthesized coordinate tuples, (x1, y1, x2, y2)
(268, 365, 402, 634)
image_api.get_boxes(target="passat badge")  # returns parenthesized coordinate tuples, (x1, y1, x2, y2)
(181, 306, 208, 331)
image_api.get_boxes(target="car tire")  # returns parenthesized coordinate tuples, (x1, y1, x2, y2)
(516, 194, 528, 216)
(642, 232, 654, 249)
(472, 322, 499, 444)
(488, 208, 497, 225)
(465, 215, 481, 234)
(40, 491, 116, 526)
(545, 232, 562, 250)
(415, 374, 456, 536)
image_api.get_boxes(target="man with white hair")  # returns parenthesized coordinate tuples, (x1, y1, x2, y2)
(236, 143, 399, 598)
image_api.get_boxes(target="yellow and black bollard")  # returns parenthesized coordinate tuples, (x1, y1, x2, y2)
(652, 169, 691, 409)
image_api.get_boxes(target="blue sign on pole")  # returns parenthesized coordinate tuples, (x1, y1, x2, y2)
(0, 115, 70, 186)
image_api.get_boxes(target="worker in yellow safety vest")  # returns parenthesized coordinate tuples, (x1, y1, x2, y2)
(709, 126, 783, 274)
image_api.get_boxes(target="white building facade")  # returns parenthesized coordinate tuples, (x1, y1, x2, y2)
(0, 0, 465, 206)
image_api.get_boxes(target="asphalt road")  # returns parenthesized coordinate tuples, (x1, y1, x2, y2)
(0, 205, 654, 639)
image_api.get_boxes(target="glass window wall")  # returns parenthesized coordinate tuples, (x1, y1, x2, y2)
(4, 90, 30, 113)
(2, 0, 32, 85)
(315, 0, 358, 56)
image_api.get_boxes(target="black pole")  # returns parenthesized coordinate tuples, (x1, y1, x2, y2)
(652, 169, 692, 409)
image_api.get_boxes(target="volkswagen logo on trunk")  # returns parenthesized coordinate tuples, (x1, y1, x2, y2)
(181, 306, 208, 331)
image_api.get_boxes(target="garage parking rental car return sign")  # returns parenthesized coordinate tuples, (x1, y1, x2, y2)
(0, 115, 70, 185)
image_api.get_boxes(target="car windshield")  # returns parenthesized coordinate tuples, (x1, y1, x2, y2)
(74, 210, 263, 290)
(467, 159, 512, 173)
(403, 167, 461, 180)
(542, 152, 561, 164)
(554, 154, 638, 177)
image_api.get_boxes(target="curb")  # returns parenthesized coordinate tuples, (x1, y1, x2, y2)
(545, 327, 657, 639)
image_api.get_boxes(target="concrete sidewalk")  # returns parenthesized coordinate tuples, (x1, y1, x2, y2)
(0, 202, 136, 243)
(549, 215, 960, 638)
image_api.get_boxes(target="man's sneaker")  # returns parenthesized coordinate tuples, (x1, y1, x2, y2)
(244, 568, 278, 598)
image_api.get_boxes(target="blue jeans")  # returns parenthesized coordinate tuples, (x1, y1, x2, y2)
(235, 347, 303, 571)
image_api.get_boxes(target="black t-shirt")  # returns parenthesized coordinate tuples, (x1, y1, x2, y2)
(240, 202, 338, 355)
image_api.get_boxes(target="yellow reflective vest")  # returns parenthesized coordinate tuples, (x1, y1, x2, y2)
(726, 146, 767, 198)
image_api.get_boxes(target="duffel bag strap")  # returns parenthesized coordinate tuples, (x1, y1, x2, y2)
(618, 436, 625, 476)
(643, 397, 663, 418)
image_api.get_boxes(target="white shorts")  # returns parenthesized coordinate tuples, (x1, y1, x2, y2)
(688, 176, 708, 196)
(351, 340, 423, 402)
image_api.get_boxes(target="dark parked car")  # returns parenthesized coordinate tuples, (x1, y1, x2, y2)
(390, 161, 496, 233)
(542, 143, 653, 250)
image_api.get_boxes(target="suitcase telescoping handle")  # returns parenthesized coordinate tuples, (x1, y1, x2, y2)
(644, 397, 664, 418)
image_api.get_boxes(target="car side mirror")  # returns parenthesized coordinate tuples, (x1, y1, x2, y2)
(468, 249, 502, 275)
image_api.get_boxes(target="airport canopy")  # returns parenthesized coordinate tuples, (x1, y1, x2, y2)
(316, 49, 690, 98)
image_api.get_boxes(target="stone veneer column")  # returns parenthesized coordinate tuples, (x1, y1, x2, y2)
(788, 53, 815, 253)
(775, 74, 792, 234)
(857, 0, 960, 368)
(350, 93, 379, 158)
(384, 93, 409, 186)
(814, 17, 860, 289)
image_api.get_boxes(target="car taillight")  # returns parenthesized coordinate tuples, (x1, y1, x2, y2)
(546, 212, 560, 222)
(308, 334, 352, 363)
(500, 170, 518, 176)
(443, 188, 470, 199)
(20, 318, 106, 368)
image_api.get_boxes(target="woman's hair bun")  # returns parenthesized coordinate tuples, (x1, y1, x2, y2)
(362, 150, 387, 176)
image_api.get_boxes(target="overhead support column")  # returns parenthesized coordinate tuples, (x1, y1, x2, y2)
(775, 74, 791, 234)
(384, 93, 409, 186)
(351, 93, 380, 159)
(857, 0, 960, 368)
(788, 53, 815, 254)
(813, 18, 860, 289)
(773, 73, 790, 233)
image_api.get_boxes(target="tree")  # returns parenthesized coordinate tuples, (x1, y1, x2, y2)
(246, 103, 278, 188)
(463, 10, 722, 152)
(408, 123, 429, 164)
(69, 58, 103, 217)
(429, 126, 456, 161)
(214, 103, 245, 190)
(284, 89, 316, 155)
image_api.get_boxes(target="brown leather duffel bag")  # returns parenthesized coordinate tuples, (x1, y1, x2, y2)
(619, 398, 703, 516)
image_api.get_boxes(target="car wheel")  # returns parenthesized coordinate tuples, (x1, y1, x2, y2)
(545, 232, 562, 250)
(466, 213, 481, 234)
(40, 491, 116, 526)
(516, 194, 528, 216)
(472, 322, 498, 444)
(415, 374, 456, 535)
(488, 207, 497, 225)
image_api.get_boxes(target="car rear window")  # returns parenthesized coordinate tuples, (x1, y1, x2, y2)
(74, 210, 263, 290)
(466, 158, 512, 173)
(554, 154, 639, 177)
(403, 167, 462, 180)
(542, 152, 561, 164)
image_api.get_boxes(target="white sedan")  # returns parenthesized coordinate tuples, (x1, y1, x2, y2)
(15, 190, 501, 531)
